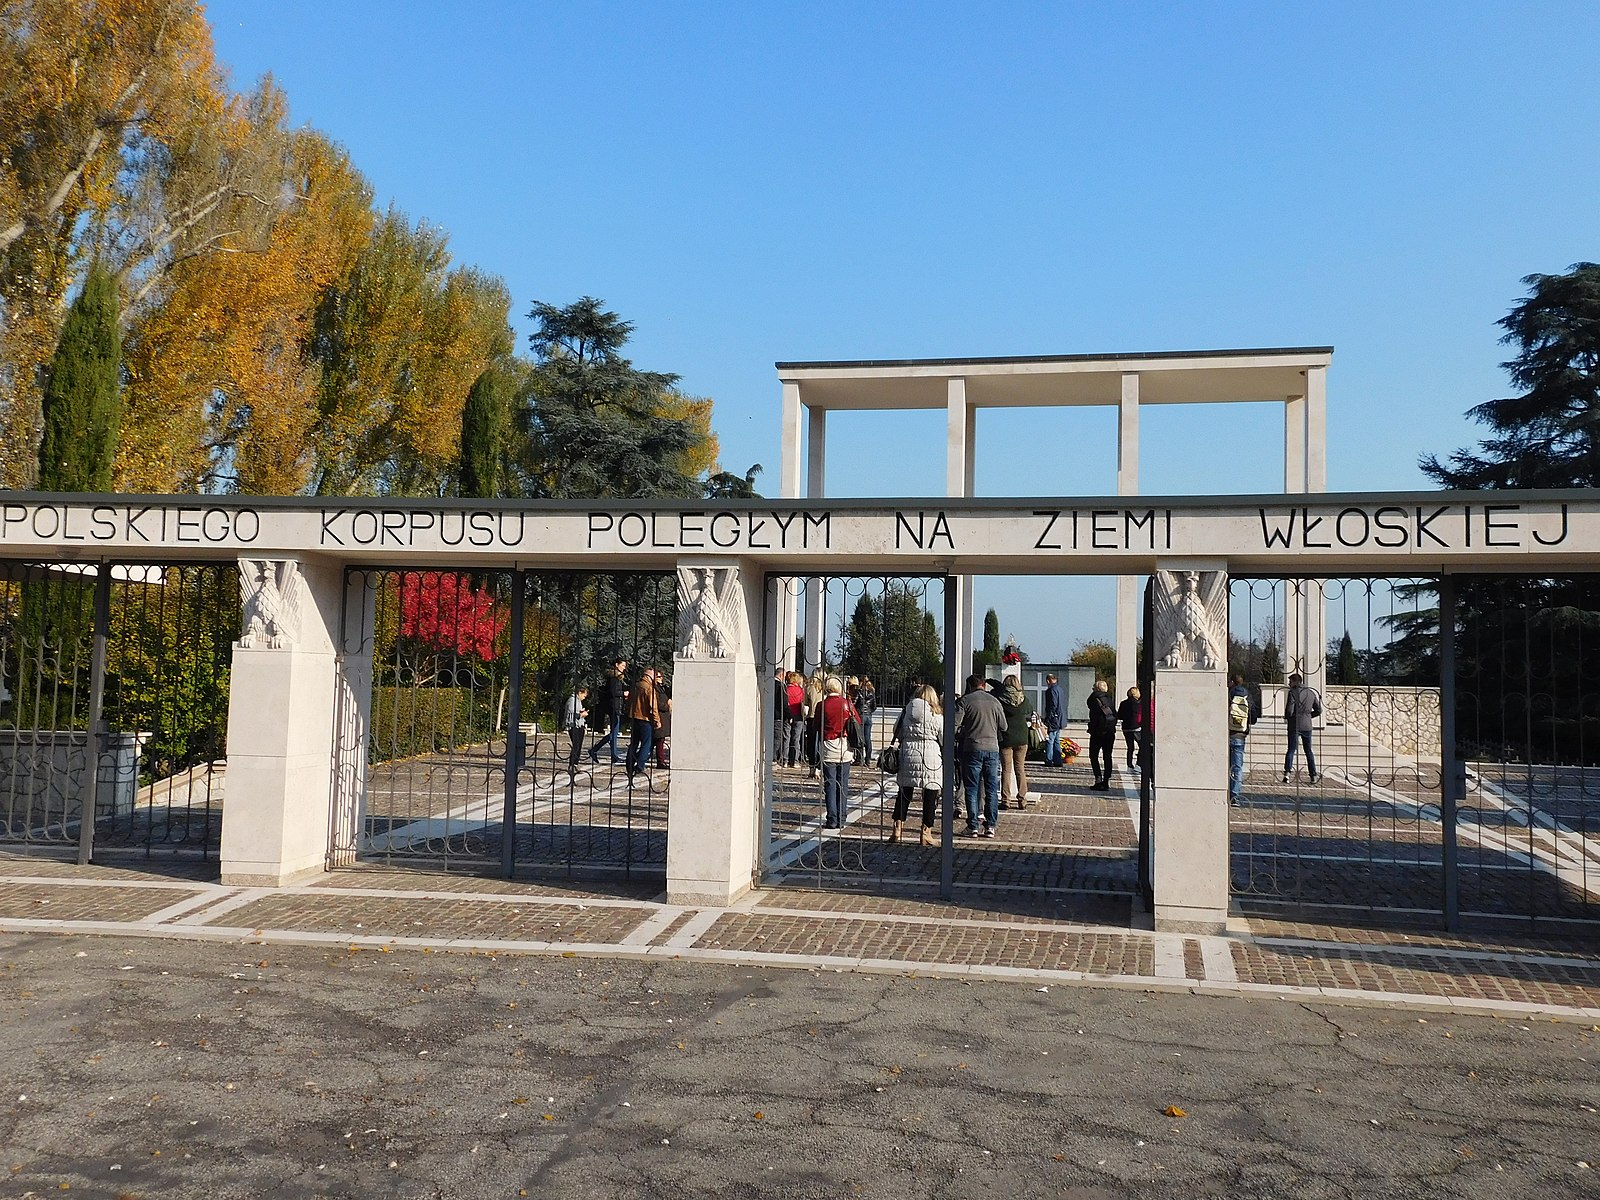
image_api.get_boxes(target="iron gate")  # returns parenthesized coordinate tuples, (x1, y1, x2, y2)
(0, 560, 235, 860)
(334, 566, 674, 879)
(759, 573, 1143, 902)
(1227, 574, 1600, 929)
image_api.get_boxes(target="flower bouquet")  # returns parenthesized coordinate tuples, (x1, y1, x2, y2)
(1059, 734, 1081, 764)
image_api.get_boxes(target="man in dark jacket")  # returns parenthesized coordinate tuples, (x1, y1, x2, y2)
(1086, 679, 1118, 790)
(1282, 672, 1321, 784)
(954, 674, 1007, 838)
(1041, 673, 1065, 767)
(590, 657, 628, 765)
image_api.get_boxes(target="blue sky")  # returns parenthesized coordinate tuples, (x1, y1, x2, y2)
(205, 1, 1598, 659)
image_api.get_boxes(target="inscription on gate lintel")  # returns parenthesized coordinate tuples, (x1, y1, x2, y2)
(0, 496, 1582, 560)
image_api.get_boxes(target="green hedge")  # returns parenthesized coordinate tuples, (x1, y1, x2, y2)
(370, 686, 499, 763)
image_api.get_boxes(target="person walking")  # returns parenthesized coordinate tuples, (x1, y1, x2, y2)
(590, 657, 628, 765)
(625, 666, 661, 778)
(1040, 672, 1065, 767)
(561, 685, 589, 781)
(889, 684, 943, 846)
(1086, 679, 1118, 790)
(997, 672, 1034, 810)
(1282, 672, 1322, 783)
(954, 674, 1006, 838)
(1117, 686, 1143, 770)
(816, 677, 860, 829)
(1227, 673, 1261, 804)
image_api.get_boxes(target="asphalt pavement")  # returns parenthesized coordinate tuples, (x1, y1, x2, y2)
(3, 931, 1598, 1199)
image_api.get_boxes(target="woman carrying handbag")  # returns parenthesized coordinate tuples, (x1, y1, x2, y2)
(889, 684, 943, 846)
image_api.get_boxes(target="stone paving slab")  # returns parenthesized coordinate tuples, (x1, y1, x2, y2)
(693, 912, 1157, 975)
(201, 893, 657, 944)
(0, 880, 204, 921)
(752, 887, 1131, 925)
(1229, 940, 1600, 1009)
(316, 865, 662, 900)
(1240, 914, 1600, 960)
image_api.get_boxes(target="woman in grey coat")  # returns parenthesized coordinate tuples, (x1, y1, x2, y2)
(890, 685, 944, 846)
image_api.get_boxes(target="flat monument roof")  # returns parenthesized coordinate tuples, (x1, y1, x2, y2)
(774, 346, 1334, 410)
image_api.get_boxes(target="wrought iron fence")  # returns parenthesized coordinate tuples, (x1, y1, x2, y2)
(761, 574, 951, 890)
(335, 566, 674, 878)
(1228, 573, 1600, 928)
(0, 560, 234, 859)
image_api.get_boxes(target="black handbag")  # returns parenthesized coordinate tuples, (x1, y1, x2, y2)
(876, 744, 900, 773)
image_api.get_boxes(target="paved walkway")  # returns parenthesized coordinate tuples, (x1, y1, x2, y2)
(2, 853, 1597, 1021)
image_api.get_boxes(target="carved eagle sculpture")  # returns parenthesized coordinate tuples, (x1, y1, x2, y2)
(676, 566, 745, 659)
(1152, 569, 1227, 670)
(239, 559, 304, 649)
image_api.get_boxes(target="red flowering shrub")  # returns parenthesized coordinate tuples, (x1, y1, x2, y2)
(398, 572, 506, 661)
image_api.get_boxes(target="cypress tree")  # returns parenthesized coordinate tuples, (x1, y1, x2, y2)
(459, 360, 512, 497)
(38, 263, 121, 491)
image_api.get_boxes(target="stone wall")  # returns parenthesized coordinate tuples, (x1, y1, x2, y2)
(1323, 686, 1441, 760)
(0, 730, 147, 821)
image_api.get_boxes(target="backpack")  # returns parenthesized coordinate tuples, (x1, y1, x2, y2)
(1228, 692, 1251, 734)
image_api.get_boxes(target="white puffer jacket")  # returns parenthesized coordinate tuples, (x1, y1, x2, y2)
(895, 697, 944, 792)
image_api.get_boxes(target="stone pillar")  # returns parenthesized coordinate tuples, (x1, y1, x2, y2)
(774, 381, 803, 672)
(1150, 564, 1230, 933)
(1283, 395, 1306, 492)
(329, 570, 377, 866)
(1116, 372, 1140, 700)
(220, 555, 345, 886)
(801, 406, 826, 671)
(1304, 366, 1327, 493)
(1301, 366, 1329, 697)
(1281, 376, 1329, 694)
(779, 381, 803, 499)
(667, 559, 762, 904)
(946, 377, 974, 677)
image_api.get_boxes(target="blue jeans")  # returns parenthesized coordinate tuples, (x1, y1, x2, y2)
(627, 719, 655, 775)
(1043, 725, 1063, 767)
(1228, 735, 1246, 799)
(592, 714, 624, 762)
(962, 749, 1001, 830)
(782, 718, 806, 767)
(1284, 730, 1316, 779)
(822, 761, 851, 826)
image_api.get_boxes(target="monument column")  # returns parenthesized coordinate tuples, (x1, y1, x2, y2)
(220, 554, 346, 886)
(774, 381, 803, 671)
(1115, 372, 1141, 701)
(1301, 366, 1329, 694)
(1150, 563, 1230, 933)
(946, 377, 974, 679)
(1282, 394, 1306, 683)
(802, 406, 827, 672)
(667, 558, 763, 904)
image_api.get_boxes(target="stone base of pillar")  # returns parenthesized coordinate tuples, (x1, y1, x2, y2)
(221, 861, 329, 888)
(1151, 668, 1229, 934)
(667, 879, 753, 907)
(219, 644, 337, 888)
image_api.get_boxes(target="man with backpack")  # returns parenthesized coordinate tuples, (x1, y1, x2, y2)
(1086, 679, 1118, 790)
(1227, 674, 1261, 805)
(1283, 672, 1322, 783)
